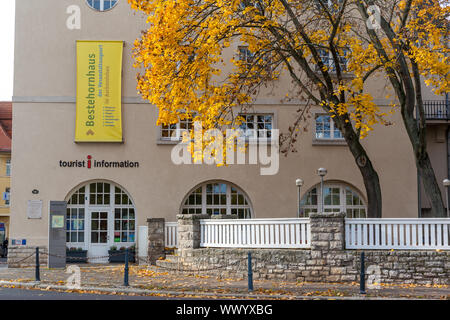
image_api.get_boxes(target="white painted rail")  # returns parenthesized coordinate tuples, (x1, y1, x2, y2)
(200, 218, 311, 248)
(165, 222, 178, 248)
(345, 218, 450, 250)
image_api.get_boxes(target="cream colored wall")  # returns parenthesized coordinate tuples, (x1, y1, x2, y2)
(0, 154, 11, 214)
(11, 0, 422, 245)
(13, 0, 148, 98)
(10, 101, 418, 245)
(0, 153, 11, 238)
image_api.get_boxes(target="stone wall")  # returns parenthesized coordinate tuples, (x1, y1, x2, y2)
(180, 248, 312, 281)
(174, 213, 449, 285)
(7, 246, 47, 268)
(355, 251, 449, 285)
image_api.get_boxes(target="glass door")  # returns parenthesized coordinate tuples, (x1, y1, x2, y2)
(88, 210, 112, 262)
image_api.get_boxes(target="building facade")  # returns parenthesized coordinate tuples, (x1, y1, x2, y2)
(10, 0, 448, 259)
(0, 102, 12, 243)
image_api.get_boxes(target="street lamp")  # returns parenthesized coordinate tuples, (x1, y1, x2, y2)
(443, 179, 450, 217)
(317, 168, 327, 213)
(296, 179, 304, 217)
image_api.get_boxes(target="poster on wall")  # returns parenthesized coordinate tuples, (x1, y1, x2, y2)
(51, 215, 65, 229)
(27, 200, 43, 219)
(75, 40, 123, 142)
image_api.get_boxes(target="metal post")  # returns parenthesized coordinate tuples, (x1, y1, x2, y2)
(360, 251, 366, 294)
(446, 187, 449, 218)
(320, 176, 324, 213)
(124, 248, 129, 287)
(35, 247, 40, 282)
(247, 252, 253, 292)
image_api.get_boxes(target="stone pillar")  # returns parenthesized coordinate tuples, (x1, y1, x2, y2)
(309, 212, 345, 252)
(177, 214, 209, 257)
(147, 218, 165, 265)
(308, 212, 350, 282)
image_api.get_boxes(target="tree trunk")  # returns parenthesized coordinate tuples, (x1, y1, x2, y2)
(401, 106, 446, 217)
(416, 153, 446, 217)
(338, 119, 382, 218)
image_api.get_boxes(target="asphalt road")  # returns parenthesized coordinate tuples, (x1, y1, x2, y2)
(0, 286, 180, 300)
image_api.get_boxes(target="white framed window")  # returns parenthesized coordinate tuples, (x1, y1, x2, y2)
(5, 159, 10, 176)
(300, 183, 367, 218)
(315, 0, 343, 12)
(114, 207, 135, 243)
(4, 187, 10, 206)
(181, 181, 252, 219)
(317, 48, 348, 72)
(89, 182, 111, 205)
(66, 207, 85, 243)
(85, 0, 118, 12)
(239, 0, 264, 11)
(238, 46, 272, 74)
(66, 182, 136, 246)
(239, 113, 274, 140)
(315, 114, 343, 140)
(160, 118, 193, 141)
(238, 46, 254, 64)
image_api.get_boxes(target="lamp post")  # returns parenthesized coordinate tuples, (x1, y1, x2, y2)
(296, 179, 304, 217)
(443, 179, 450, 217)
(317, 168, 327, 213)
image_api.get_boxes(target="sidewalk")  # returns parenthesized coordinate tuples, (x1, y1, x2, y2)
(0, 264, 448, 299)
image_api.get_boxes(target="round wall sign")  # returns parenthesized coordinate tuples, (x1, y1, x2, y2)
(86, 0, 119, 12)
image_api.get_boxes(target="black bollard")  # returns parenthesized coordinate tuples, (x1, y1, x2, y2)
(360, 251, 366, 294)
(35, 247, 40, 282)
(248, 252, 253, 292)
(124, 248, 129, 287)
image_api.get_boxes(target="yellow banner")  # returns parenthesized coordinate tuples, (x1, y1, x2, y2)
(75, 41, 123, 142)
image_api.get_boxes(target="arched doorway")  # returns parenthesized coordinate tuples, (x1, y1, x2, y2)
(300, 183, 367, 218)
(65, 181, 136, 261)
(180, 181, 253, 218)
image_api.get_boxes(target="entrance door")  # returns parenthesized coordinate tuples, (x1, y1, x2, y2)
(88, 210, 112, 262)
(66, 182, 137, 263)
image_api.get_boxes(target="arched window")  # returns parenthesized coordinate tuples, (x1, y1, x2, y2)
(85, 0, 118, 12)
(300, 183, 366, 218)
(66, 182, 136, 249)
(181, 182, 252, 219)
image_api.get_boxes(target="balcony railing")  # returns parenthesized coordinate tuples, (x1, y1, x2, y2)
(424, 100, 450, 120)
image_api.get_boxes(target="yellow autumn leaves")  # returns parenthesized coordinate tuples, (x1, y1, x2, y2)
(128, 0, 449, 149)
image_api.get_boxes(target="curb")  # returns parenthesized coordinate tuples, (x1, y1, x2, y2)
(0, 280, 428, 300)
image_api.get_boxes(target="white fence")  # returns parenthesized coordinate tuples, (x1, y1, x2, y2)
(200, 218, 311, 248)
(165, 222, 178, 248)
(345, 218, 450, 250)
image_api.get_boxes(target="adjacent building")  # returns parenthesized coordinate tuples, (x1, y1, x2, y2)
(9, 1, 448, 259)
(0, 102, 12, 243)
